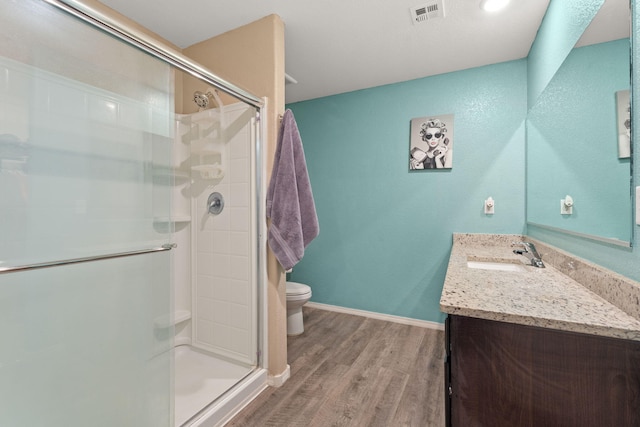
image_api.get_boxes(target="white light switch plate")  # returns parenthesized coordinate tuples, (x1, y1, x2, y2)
(560, 199, 572, 215)
(484, 199, 494, 214)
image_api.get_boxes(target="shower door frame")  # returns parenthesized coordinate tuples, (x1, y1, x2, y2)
(41, 1, 264, 108)
(43, 0, 269, 405)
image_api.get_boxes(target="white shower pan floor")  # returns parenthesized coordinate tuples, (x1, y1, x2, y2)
(174, 345, 253, 426)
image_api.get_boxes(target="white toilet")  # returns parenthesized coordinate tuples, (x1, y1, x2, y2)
(286, 281, 312, 336)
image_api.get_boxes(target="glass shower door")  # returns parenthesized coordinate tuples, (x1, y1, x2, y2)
(0, 0, 175, 425)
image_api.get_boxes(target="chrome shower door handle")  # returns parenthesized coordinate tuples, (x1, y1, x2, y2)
(207, 192, 224, 215)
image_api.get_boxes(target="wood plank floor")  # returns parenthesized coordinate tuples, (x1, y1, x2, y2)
(228, 306, 446, 427)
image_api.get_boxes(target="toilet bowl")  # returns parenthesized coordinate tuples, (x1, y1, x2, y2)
(286, 281, 312, 336)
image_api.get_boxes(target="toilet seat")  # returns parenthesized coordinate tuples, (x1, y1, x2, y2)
(286, 281, 311, 297)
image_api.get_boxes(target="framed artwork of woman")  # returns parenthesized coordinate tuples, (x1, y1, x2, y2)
(409, 113, 454, 170)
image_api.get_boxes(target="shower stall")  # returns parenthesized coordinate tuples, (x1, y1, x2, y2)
(0, 1, 267, 426)
(171, 98, 266, 426)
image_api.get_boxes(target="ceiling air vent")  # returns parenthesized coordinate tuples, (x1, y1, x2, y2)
(409, 0, 445, 25)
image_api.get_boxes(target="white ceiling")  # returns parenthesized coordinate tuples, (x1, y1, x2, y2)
(577, 0, 629, 48)
(97, 0, 628, 104)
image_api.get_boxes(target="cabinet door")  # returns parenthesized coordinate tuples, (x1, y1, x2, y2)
(444, 316, 451, 427)
(448, 315, 640, 427)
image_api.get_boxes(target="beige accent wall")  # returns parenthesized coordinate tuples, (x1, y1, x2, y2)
(183, 15, 288, 380)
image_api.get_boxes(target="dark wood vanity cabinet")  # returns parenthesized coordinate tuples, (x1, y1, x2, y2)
(444, 315, 640, 427)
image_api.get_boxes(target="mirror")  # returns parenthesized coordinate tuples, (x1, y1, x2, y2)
(526, 1, 632, 245)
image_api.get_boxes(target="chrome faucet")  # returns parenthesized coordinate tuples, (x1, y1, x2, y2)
(512, 242, 545, 268)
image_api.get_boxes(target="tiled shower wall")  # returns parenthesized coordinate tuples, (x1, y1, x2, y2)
(187, 103, 256, 365)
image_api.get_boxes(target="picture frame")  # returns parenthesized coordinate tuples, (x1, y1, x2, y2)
(616, 89, 630, 159)
(409, 113, 454, 170)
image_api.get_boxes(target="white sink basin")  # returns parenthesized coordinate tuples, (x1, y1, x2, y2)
(467, 260, 526, 272)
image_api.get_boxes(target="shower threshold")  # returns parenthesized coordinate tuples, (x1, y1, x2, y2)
(174, 345, 253, 426)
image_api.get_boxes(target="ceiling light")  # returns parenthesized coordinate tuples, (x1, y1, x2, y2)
(480, 0, 510, 12)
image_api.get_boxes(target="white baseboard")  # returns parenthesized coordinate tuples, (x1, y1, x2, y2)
(306, 302, 445, 330)
(267, 364, 290, 387)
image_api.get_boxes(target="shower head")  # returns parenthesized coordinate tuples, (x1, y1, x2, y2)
(193, 91, 210, 109)
(193, 89, 224, 111)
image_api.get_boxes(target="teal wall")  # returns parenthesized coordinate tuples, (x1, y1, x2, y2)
(527, 40, 631, 242)
(527, 0, 604, 107)
(287, 60, 527, 323)
(285, 0, 640, 323)
(526, 0, 640, 283)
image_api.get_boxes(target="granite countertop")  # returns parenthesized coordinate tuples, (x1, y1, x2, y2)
(440, 234, 640, 341)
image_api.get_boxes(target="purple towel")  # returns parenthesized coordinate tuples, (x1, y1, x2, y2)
(266, 109, 319, 270)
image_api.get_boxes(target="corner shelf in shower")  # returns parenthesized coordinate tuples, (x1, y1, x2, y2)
(192, 149, 222, 158)
(154, 309, 192, 329)
(153, 215, 192, 223)
(191, 149, 224, 179)
(191, 164, 224, 180)
(152, 169, 191, 182)
(173, 170, 191, 179)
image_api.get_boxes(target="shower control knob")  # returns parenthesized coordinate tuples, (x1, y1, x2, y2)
(207, 192, 224, 215)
